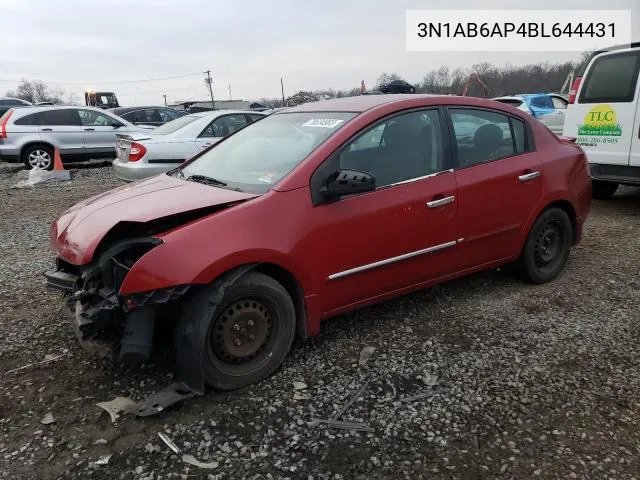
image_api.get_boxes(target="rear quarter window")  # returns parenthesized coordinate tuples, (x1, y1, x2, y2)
(578, 51, 640, 103)
(14, 112, 45, 126)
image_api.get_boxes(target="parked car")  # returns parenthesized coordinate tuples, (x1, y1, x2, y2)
(492, 93, 569, 134)
(562, 41, 640, 199)
(0, 106, 154, 170)
(108, 106, 186, 127)
(378, 79, 416, 94)
(44, 94, 591, 393)
(0, 97, 32, 117)
(112, 109, 266, 181)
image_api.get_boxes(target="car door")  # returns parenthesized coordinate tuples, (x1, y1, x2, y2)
(39, 109, 85, 160)
(307, 108, 459, 313)
(448, 107, 543, 270)
(194, 114, 249, 151)
(550, 95, 568, 134)
(78, 109, 121, 159)
(529, 95, 558, 133)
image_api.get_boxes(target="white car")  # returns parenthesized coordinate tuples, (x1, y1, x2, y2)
(112, 110, 266, 181)
(492, 93, 569, 135)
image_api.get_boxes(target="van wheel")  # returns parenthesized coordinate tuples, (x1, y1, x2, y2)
(195, 272, 295, 390)
(592, 180, 618, 199)
(23, 145, 54, 170)
(517, 207, 572, 284)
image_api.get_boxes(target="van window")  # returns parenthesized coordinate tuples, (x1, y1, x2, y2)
(578, 51, 640, 103)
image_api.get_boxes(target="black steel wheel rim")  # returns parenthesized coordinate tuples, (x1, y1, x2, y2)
(534, 220, 563, 267)
(209, 296, 275, 366)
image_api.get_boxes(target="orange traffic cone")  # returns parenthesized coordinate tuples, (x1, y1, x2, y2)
(53, 147, 65, 171)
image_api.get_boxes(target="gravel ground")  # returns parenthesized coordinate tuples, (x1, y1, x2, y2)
(1, 162, 639, 480)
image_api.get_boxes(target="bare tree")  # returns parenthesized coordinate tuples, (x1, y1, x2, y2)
(5, 79, 72, 104)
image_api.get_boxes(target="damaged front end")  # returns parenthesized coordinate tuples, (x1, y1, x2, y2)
(44, 236, 190, 364)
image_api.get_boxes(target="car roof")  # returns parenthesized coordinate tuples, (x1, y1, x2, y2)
(284, 94, 525, 113)
(8, 104, 115, 118)
(189, 109, 266, 119)
(110, 106, 176, 113)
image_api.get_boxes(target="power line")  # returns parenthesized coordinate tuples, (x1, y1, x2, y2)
(0, 72, 203, 86)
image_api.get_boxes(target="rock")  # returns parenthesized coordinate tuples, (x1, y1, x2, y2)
(40, 413, 55, 425)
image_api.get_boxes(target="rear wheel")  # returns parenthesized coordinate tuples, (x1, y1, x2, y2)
(591, 180, 618, 199)
(517, 207, 572, 284)
(195, 272, 296, 390)
(22, 145, 54, 170)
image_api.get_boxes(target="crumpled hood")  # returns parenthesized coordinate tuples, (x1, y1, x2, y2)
(52, 174, 259, 265)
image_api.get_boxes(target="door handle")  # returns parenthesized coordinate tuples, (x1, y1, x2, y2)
(84, 128, 95, 131)
(519, 171, 541, 182)
(426, 195, 455, 208)
(41, 128, 52, 132)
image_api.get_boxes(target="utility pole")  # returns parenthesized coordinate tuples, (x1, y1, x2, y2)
(228, 84, 232, 100)
(280, 77, 285, 107)
(205, 70, 215, 110)
(163, 94, 167, 107)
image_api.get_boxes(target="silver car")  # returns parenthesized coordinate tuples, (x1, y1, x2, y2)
(491, 94, 569, 135)
(0, 105, 154, 170)
(112, 110, 266, 181)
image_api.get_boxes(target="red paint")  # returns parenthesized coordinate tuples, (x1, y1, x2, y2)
(50, 94, 592, 338)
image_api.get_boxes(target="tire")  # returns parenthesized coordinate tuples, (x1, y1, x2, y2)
(591, 180, 618, 199)
(189, 272, 296, 390)
(409, 87, 416, 93)
(517, 207, 573, 284)
(22, 144, 54, 170)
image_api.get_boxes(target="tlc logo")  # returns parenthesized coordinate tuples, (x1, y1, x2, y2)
(588, 111, 615, 122)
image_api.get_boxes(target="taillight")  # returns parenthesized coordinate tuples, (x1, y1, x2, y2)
(128, 142, 146, 162)
(568, 77, 582, 104)
(558, 135, 577, 143)
(0, 109, 14, 139)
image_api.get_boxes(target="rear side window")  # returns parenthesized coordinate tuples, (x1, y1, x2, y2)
(43, 109, 81, 126)
(449, 108, 516, 168)
(531, 96, 554, 109)
(15, 112, 45, 126)
(579, 52, 640, 103)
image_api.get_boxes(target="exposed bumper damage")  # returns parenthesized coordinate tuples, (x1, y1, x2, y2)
(44, 235, 202, 415)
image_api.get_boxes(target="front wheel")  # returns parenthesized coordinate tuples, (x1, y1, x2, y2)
(517, 207, 572, 284)
(190, 272, 296, 390)
(591, 180, 618, 199)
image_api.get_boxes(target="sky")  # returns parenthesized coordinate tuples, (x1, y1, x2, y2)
(1, 0, 638, 106)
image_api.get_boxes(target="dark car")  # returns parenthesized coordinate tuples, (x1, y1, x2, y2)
(45, 94, 591, 394)
(108, 106, 186, 127)
(378, 79, 416, 94)
(0, 97, 32, 117)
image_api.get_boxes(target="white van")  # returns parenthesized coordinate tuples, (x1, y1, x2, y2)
(563, 42, 640, 198)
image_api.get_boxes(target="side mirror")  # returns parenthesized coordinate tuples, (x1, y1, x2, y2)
(320, 169, 375, 199)
(111, 122, 123, 128)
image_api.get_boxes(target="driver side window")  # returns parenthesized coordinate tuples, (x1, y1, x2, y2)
(339, 109, 444, 188)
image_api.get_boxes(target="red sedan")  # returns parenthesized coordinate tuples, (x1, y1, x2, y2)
(45, 94, 591, 393)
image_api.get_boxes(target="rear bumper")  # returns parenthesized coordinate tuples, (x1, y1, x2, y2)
(112, 158, 180, 182)
(589, 163, 640, 186)
(0, 146, 20, 162)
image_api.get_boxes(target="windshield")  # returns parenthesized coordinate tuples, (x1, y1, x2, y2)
(153, 114, 199, 134)
(174, 111, 356, 193)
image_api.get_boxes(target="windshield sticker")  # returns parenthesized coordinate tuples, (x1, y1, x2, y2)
(258, 173, 276, 184)
(302, 118, 345, 128)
